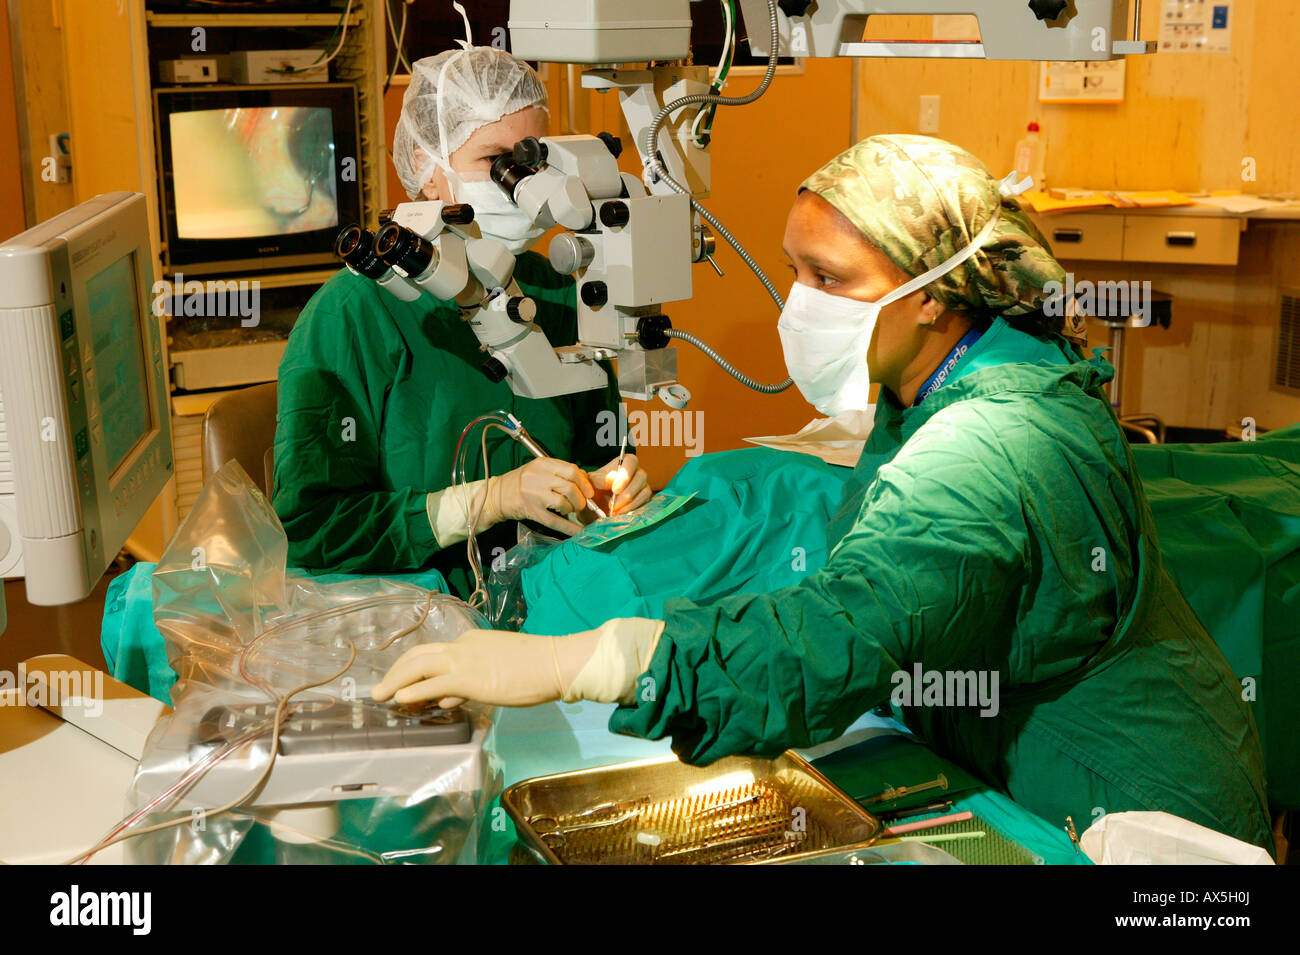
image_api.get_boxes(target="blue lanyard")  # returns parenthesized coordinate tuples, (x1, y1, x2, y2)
(913, 326, 984, 406)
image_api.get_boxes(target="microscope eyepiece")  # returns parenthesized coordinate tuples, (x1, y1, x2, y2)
(375, 223, 435, 278)
(490, 152, 537, 198)
(334, 225, 391, 280)
(512, 136, 548, 167)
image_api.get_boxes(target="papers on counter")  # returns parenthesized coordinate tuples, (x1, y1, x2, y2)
(744, 408, 873, 468)
(1191, 192, 1300, 214)
(1020, 189, 1195, 213)
(1022, 187, 1300, 216)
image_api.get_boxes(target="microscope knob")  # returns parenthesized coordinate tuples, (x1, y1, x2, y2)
(598, 131, 623, 159)
(599, 201, 631, 229)
(580, 281, 608, 308)
(441, 203, 475, 226)
(549, 233, 595, 274)
(481, 356, 508, 383)
(1027, 0, 1069, 21)
(506, 296, 537, 324)
(636, 314, 672, 350)
(778, 0, 813, 17)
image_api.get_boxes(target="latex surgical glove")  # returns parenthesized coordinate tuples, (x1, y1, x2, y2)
(589, 453, 651, 517)
(484, 457, 597, 537)
(370, 618, 665, 709)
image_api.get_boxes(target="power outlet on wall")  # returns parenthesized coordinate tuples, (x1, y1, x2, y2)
(919, 95, 940, 134)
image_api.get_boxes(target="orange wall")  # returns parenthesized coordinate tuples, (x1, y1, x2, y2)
(383, 59, 855, 483)
(0, 10, 26, 240)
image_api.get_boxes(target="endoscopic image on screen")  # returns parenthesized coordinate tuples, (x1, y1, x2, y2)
(86, 252, 152, 475)
(169, 106, 340, 239)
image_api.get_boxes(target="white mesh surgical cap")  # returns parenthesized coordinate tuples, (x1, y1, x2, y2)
(392, 47, 549, 200)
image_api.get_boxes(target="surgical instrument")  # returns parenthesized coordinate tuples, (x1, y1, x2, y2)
(874, 831, 987, 848)
(859, 772, 949, 804)
(881, 810, 974, 838)
(878, 799, 955, 821)
(503, 412, 607, 520)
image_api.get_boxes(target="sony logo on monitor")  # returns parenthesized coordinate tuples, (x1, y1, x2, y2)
(258, 246, 280, 253)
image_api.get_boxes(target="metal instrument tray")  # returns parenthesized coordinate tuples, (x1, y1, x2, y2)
(503, 751, 880, 865)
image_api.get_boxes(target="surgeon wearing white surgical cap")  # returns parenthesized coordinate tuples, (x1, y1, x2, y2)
(393, 48, 549, 254)
(271, 47, 649, 591)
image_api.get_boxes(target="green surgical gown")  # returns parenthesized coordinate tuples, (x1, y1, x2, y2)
(272, 252, 622, 597)
(611, 318, 1273, 851)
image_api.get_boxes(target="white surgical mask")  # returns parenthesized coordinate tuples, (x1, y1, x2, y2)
(777, 174, 1031, 416)
(443, 166, 545, 256)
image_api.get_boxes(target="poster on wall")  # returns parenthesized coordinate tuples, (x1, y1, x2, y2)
(1158, 0, 1233, 54)
(1038, 60, 1126, 104)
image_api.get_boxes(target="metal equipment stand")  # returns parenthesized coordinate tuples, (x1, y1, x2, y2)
(1096, 290, 1173, 444)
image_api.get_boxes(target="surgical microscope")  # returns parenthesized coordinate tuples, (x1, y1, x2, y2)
(336, 1, 1154, 408)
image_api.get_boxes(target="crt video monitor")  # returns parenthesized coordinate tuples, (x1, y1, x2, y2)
(0, 192, 173, 608)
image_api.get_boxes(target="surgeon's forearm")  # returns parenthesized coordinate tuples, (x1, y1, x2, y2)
(563, 617, 665, 704)
(425, 479, 501, 548)
(610, 586, 902, 764)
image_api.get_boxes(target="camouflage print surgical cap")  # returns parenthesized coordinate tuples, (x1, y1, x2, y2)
(801, 134, 1086, 344)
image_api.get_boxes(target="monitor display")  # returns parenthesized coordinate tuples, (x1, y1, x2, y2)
(0, 192, 173, 606)
(154, 84, 362, 275)
(169, 106, 340, 240)
(84, 251, 152, 476)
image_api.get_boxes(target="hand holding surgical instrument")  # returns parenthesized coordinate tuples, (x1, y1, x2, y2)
(503, 413, 607, 520)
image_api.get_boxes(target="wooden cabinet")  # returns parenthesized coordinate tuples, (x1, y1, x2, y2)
(1032, 208, 1245, 265)
(1039, 212, 1125, 262)
(1121, 214, 1242, 266)
(46, 1, 392, 538)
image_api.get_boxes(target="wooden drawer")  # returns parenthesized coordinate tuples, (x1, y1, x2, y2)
(1120, 214, 1241, 265)
(1038, 213, 1125, 261)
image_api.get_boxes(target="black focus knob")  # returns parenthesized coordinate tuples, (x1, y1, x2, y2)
(598, 131, 623, 159)
(481, 356, 508, 383)
(441, 203, 475, 226)
(778, 0, 813, 17)
(636, 314, 672, 350)
(506, 296, 537, 324)
(580, 281, 608, 308)
(1027, 0, 1069, 21)
(599, 201, 630, 229)
(513, 136, 548, 166)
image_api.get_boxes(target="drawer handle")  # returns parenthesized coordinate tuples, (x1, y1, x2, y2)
(1053, 229, 1084, 243)
(1165, 231, 1197, 247)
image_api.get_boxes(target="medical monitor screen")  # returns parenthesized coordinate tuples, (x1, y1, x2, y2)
(170, 106, 339, 239)
(154, 84, 362, 274)
(85, 251, 152, 476)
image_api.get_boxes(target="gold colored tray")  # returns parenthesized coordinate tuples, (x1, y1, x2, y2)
(503, 752, 880, 865)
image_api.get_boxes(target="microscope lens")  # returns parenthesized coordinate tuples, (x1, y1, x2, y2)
(375, 223, 434, 278)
